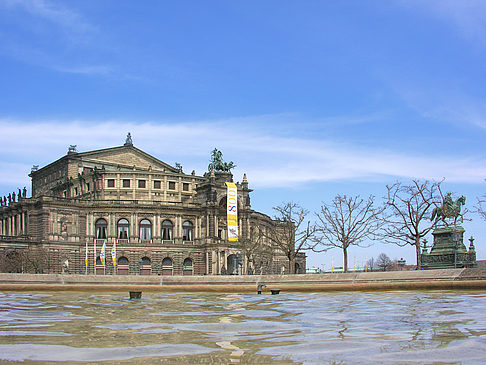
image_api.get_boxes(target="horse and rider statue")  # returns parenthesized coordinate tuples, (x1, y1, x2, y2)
(208, 148, 236, 172)
(431, 192, 466, 226)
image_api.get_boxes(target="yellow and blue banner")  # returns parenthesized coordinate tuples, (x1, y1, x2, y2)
(111, 242, 116, 267)
(225, 182, 238, 242)
(85, 242, 88, 267)
(100, 242, 106, 266)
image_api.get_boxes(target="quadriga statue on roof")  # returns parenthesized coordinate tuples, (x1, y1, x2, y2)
(208, 148, 236, 172)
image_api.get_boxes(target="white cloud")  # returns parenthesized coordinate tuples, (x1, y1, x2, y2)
(1, 117, 485, 191)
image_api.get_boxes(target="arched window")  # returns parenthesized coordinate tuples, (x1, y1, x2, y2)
(161, 220, 173, 240)
(182, 221, 193, 241)
(161, 257, 173, 276)
(182, 257, 193, 276)
(139, 256, 151, 276)
(117, 219, 129, 239)
(117, 256, 129, 275)
(95, 218, 107, 239)
(118, 256, 129, 265)
(183, 258, 193, 267)
(139, 219, 152, 240)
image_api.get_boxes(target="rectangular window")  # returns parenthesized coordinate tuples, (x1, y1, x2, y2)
(122, 179, 130, 188)
(86, 183, 90, 191)
(168, 181, 176, 190)
(183, 183, 189, 191)
(153, 180, 161, 189)
(138, 180, 146, 188)
(107, 179, 115, 188)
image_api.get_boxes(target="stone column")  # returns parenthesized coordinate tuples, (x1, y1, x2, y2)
(206, 215, 210, 236)
(19, 214, 22, 235)
(132, 173, 136, 200)
(163, 176, 167, 201)
(134, 213, 139, 242)
(153, 214, 157, 241)
(130, 213, 135, 241)
(178, 176, 182, 201)
(21, 212, 26, 235)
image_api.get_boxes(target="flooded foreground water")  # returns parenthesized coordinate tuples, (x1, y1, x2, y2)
(0, 290, 485, 364)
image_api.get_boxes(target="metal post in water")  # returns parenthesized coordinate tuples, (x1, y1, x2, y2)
(257, 284, 266, 294)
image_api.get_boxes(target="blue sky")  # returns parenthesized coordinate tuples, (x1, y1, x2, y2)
(1, 0, 485, 269)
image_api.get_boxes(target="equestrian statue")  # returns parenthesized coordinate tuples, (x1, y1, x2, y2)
(431, 192, 466, 226)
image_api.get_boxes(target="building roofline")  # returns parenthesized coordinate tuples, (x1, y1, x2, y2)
(29, 145, 180, 177)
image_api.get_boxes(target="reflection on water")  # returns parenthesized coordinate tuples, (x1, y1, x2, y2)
(0, 290, 485, 363)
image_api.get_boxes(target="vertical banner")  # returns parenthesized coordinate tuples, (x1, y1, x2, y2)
(225, 182, 238, 242)
(85, 242, 88, 267)
(111, 242, 116, 267)
(100, 242, 106, 266)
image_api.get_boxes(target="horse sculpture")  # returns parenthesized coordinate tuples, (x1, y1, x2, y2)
(431, 194, 466, 225)
(208, 148, 236, 172)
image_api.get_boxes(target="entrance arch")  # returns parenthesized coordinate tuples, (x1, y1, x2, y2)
(227, 254, 241, 275)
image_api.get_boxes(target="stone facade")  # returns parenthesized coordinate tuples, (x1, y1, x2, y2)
(0, 143, 305, 275)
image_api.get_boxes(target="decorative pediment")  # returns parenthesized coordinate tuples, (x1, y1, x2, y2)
(77, 146, 177, 172)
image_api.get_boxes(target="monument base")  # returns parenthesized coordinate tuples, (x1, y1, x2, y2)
(422, 226, 476, 270)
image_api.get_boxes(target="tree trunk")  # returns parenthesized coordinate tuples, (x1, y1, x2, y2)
(343, 247, 348, 273)
(415, 239, 421, 270)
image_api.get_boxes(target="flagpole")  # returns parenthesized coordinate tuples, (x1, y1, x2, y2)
(85, 242, 88, 275)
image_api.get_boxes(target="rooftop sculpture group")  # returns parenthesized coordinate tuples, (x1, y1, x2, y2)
(208, 148, 235, 172)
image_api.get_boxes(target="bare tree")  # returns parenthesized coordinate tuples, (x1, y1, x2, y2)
(311, 195, 384, 273)
(366, 257, 375, 272)
(264, 202, 315, 274)
(0, 249, 23, 273)
(383, 180, 441, 269)
(239, 225, 274, 274)
(376, 253, 393, 271)
(477, 194, 486, 221)
(21, 246, 49, 274)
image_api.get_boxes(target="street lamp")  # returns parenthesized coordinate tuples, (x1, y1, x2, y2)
(452, 231, 460, 269)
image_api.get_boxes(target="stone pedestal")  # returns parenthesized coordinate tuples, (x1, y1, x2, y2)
(422, 226, 476, 270)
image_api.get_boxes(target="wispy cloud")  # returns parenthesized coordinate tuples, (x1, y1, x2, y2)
(399, 0, 486, 47)
(0, 0, 111, 75)
(2, 0, 96, 40)
(1, 117, 485, 192)
(389, 81, 486, 130)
